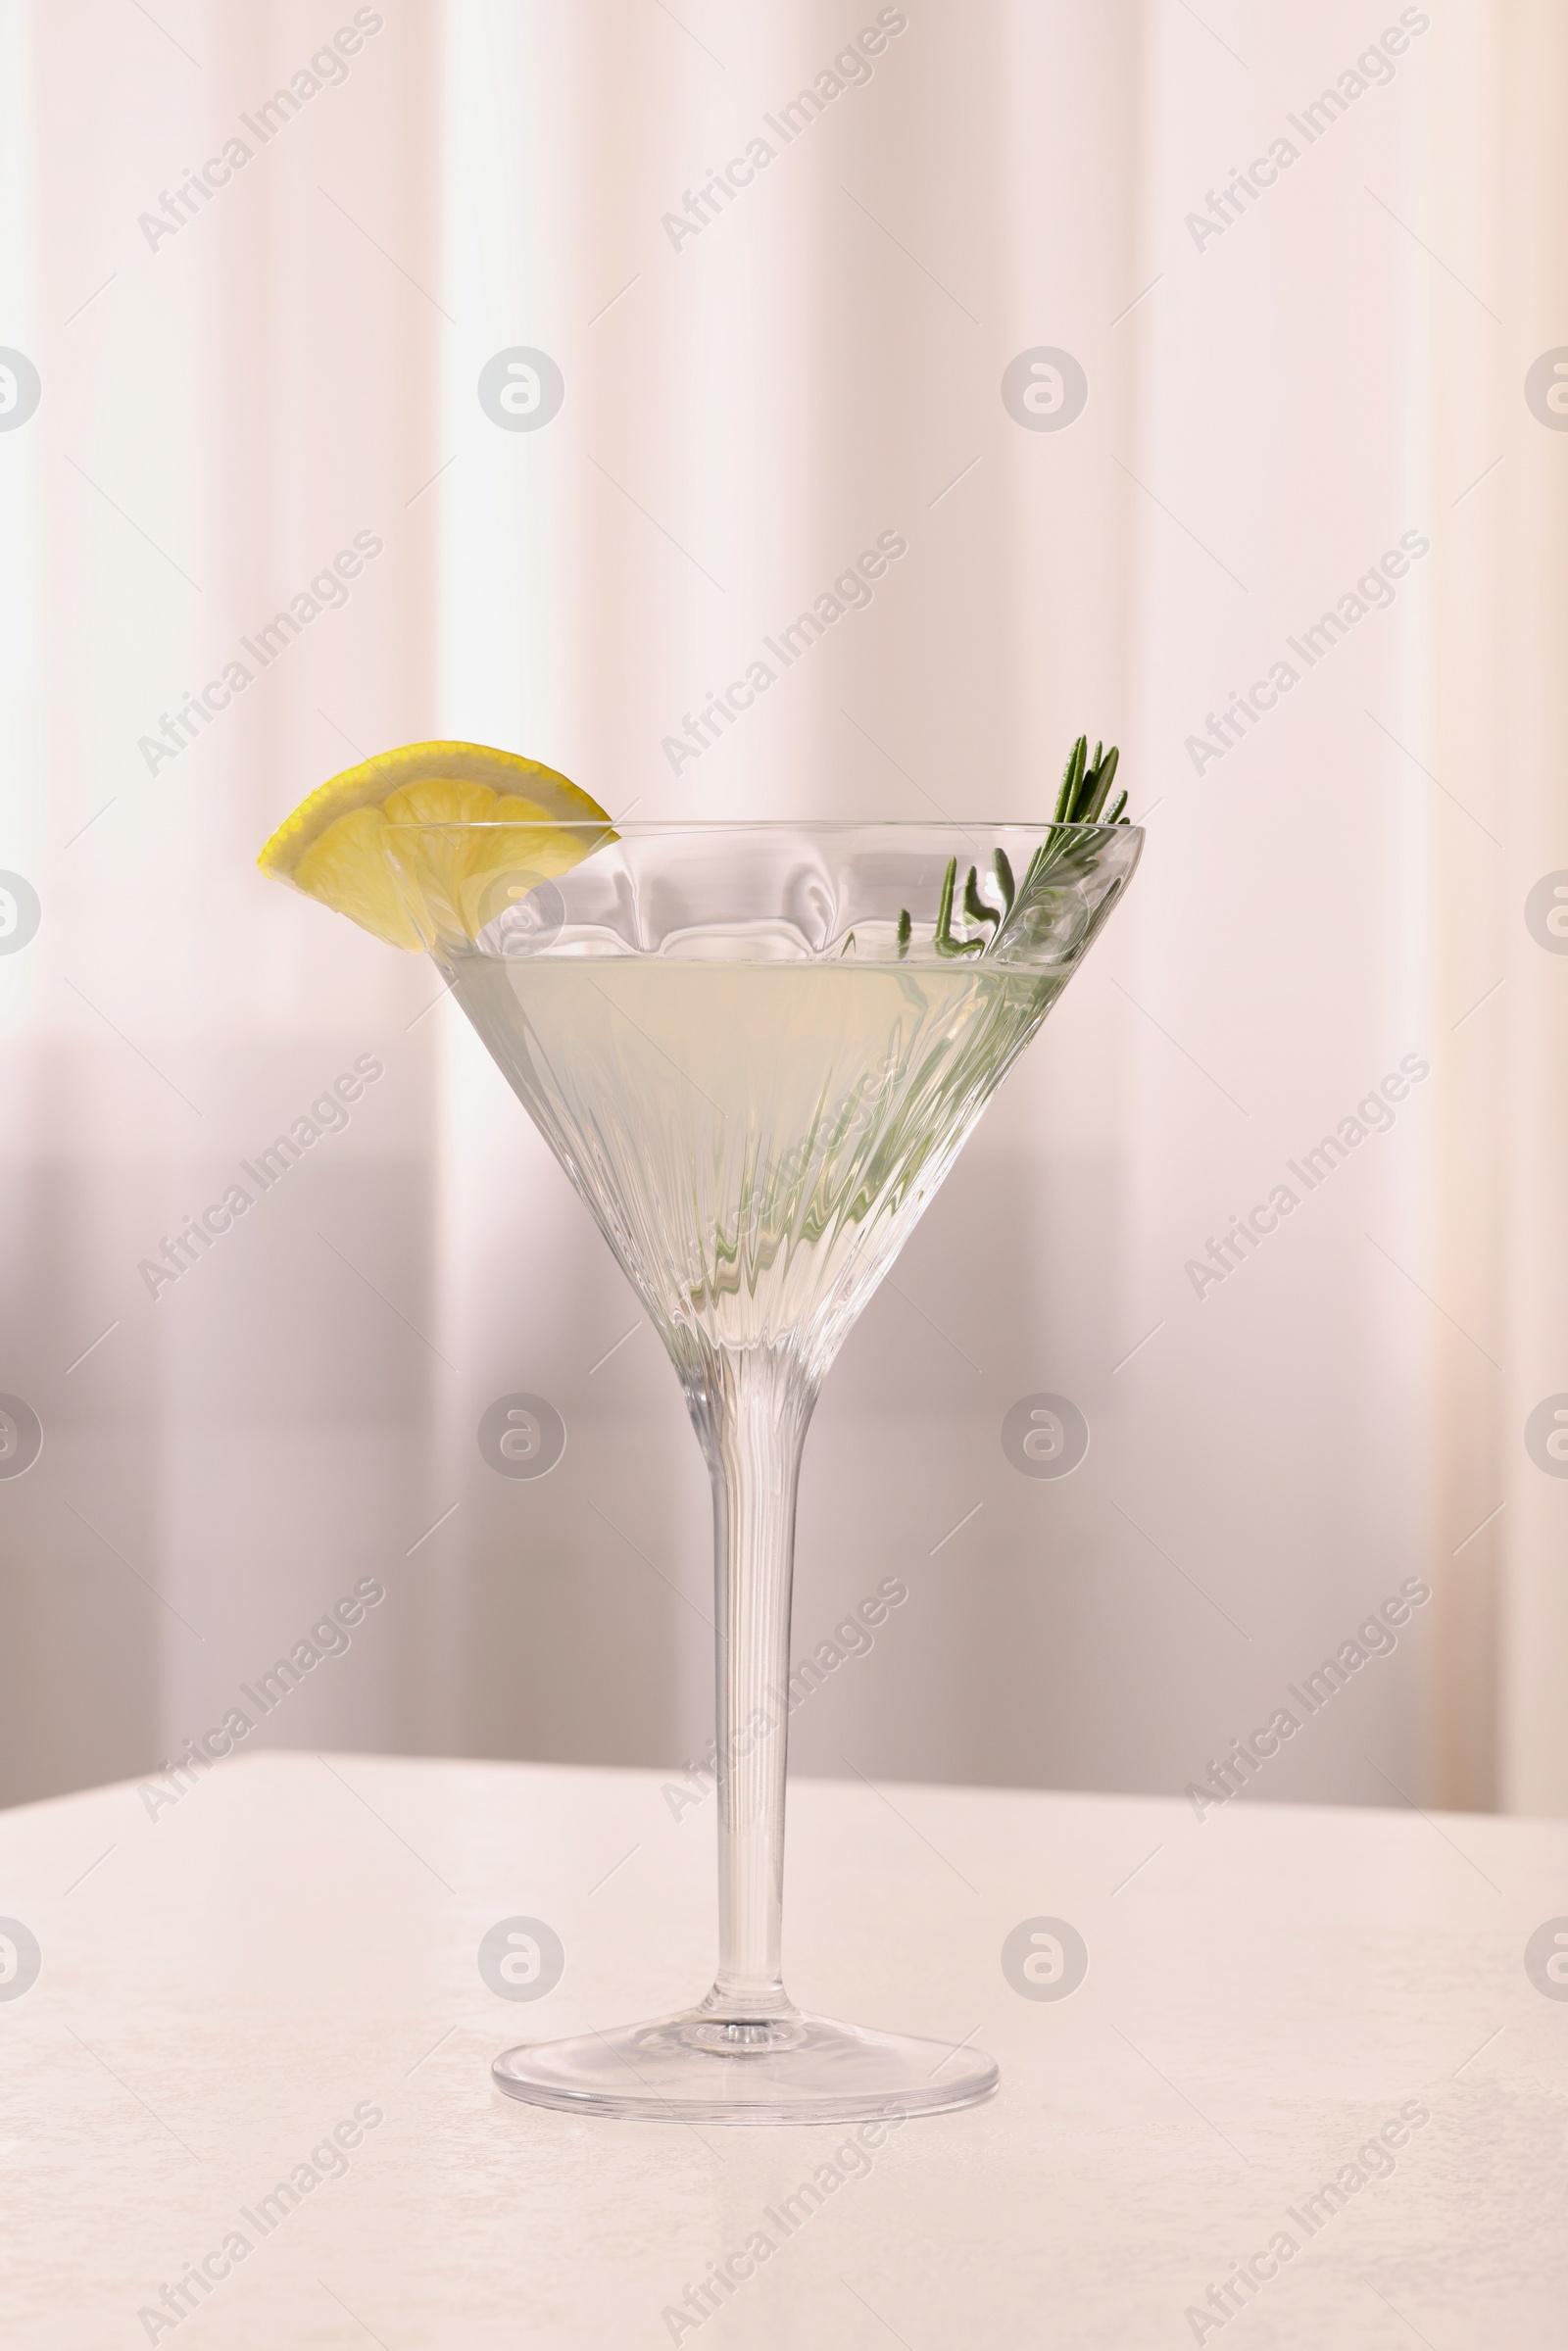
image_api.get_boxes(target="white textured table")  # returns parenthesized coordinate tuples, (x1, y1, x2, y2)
(1, 1751, 1562, 2347)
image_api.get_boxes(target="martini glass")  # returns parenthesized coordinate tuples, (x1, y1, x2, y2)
(384, 816, 1142, 2123)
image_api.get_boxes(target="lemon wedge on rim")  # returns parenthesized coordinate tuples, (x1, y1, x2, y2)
(257, 740, 613, 951)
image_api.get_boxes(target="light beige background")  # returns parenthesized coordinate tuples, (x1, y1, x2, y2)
(0, 0, 1563, 1819)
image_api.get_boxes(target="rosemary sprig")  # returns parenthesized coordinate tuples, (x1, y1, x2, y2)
(896, 731, 1131, 957)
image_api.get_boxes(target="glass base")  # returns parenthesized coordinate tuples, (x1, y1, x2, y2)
(492, 2003, 999, 2126)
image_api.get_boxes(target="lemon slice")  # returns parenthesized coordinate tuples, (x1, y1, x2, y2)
(258, 741, 613, 950)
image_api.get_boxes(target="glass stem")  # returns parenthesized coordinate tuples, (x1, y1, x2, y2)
(694, 1343, 816, 2022)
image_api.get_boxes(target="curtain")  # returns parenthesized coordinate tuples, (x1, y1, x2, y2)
(0, 1, 1560, 1815)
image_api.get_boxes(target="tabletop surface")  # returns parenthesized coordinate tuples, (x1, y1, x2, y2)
(0, 1749, 1562, 2348)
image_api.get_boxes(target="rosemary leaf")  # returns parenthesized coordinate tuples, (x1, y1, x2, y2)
(1081, 743, 1119, 824)
(933, 856, 983, 956)
(963, 864, 1001, 937)
(1053, 734, 1086, 825)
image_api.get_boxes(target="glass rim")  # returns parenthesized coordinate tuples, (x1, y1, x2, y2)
(380, 817, 1146, 835)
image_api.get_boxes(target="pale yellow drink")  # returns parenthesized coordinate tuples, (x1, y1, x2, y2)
(449, 954, 1064, 1382)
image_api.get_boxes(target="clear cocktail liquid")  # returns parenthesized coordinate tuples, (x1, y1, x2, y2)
(449, 954, 1064, 1383)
